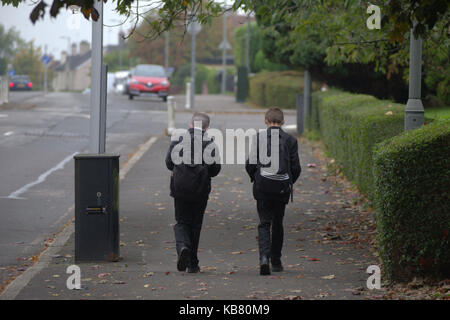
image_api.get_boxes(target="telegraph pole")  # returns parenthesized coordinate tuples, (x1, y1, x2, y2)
(405, 22, 424, 131)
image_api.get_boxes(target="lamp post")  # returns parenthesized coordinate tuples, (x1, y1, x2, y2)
(246, 14, 250, 73)
(89, 0, 106, 153)
(405, 22, 424, 131)
(187, 16, 201, 109)
(165, 31, 169, 77)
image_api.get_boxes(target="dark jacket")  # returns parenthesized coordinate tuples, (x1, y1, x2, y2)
(165, 128, 221, 200)
(245, 126, 301, 203)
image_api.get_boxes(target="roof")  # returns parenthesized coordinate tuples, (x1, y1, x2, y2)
(52, 49, 92, 72)
(52, 44, 119, 72)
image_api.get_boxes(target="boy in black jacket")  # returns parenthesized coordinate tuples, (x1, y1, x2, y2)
(245, 108, 301, 275)
(165, 112, 221, 273)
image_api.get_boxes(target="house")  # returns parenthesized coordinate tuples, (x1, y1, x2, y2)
(51, 40, 119, 92)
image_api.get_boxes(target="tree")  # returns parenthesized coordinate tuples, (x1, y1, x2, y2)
(2, 0, 447, 41)
(251, 0, 449, 103)
(103, 48, 130, 72)
(12, 42, 44, 88)
(127, 12, 235, 69)
(0, 24, 24, 75)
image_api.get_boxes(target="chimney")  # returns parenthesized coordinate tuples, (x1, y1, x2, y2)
(60, 51, 67, 64)
(71, 43, 77, 56)
(79, 41, 90, 55)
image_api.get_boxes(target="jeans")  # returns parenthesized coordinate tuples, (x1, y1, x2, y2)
(173, 198, 208, 267)
(257, 199, 286, 262)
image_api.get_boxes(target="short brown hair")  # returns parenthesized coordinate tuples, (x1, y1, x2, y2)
(191, 112, 210, 130)
(265, 107, 284, 124)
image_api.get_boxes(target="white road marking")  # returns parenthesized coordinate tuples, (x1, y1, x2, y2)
(6, 152, 78, 200)
(0, 114, 8, 118)
(3, 131, 13, 136)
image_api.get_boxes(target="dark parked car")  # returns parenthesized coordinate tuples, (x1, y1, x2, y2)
(9, 75, 33, 91)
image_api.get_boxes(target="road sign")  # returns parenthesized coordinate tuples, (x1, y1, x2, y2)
(187, 21, 202, 35)
(219, 39, 231, 50)
(8, 69, 15, 77)
(42, 55, 51, 65)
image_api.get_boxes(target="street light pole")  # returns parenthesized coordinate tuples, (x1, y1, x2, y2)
(44, 44, 48, 96)
(303, 70, 311, 129)
(89, 1, 105, 153)
(190, 21, 196, 109)
(165, 31, 169, 77)
(246, 15, 250, 73)
(119, 31, 123, 70)
(221, 13, 227, 95)
(405, 23, 424, 131)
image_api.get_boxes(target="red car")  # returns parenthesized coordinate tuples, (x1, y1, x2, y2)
(128, 64, 169, 101)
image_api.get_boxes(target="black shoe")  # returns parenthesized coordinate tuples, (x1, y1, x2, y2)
(188, 265, 201, 273)
(177, 247, 190, 272)
(260, 256, 271, 276)
(271, 263, 284, 272)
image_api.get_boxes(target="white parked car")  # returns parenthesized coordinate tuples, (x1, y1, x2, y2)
(113, 71, 130, 94)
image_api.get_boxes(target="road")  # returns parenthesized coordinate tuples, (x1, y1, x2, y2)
(0, 91, 173, 285)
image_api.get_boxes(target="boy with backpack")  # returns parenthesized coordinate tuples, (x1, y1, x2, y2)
(165, 112, 221, 273)
(245, 107, 301, 275)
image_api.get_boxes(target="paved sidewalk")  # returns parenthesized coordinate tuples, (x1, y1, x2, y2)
(7, 97, 378, 300)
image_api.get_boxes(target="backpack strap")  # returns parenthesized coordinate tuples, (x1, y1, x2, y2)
(285, 135, 294, 202)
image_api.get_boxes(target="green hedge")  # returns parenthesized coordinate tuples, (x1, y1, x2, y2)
(310, 90, 405, 197)
(249, 71, 304, 108)
(373, 119, 450, 280)
(171, 63, 221, 94)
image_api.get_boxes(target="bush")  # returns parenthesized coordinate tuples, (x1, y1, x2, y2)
(171, 63, 220, 94)
(373, 119, 450, 280)
(249, 71, 304, 109)
(309, 90, 405, 197)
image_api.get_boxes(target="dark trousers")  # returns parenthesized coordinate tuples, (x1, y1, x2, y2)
(173, 198, 208, 266)
(257, 199, 286, 262)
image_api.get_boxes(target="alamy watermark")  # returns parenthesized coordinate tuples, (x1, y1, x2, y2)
(170, 121, 281, 173)
(366, 265, 381, 290)
(66, 265, 81, 290)
(366, 4, 381, 30)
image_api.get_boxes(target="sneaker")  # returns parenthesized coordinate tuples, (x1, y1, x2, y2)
(177, 247, 190, 272)
(260, 256, 271, 276)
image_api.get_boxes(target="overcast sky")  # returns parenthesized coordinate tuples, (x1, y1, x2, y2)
(0, 2, 135, 60)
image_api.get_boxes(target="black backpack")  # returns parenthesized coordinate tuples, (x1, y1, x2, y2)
(172, 163, 209, 200)
(254, 130, 293, 201)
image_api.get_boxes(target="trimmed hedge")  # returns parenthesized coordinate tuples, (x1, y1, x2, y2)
(373, 119, 450, 280)
(249, 71, 304, 108)
(309, 90, 405, 197)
